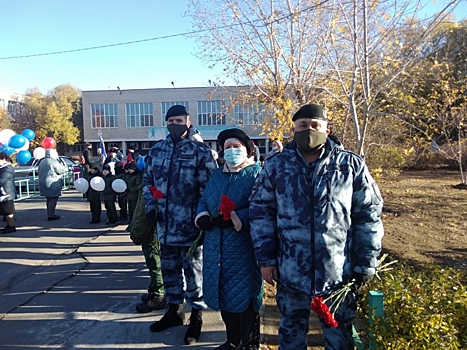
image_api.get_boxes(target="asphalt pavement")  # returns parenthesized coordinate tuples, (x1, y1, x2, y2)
(0, 191, 229, 349)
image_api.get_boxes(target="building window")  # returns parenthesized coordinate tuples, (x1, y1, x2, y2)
(126, 103, 154, 127)
(91, 104, 118, 128)
(252, 139, 266, 155)
(233, 103, 266, 125)
(140, 141, 152, 149)
(161, 101, 189, 126)
(198, 100, 226, 126)
(72, 143, 85, 153)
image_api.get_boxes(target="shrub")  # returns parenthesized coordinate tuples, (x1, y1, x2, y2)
(365, 145, 406, 180)
(357, 263, 467, 349)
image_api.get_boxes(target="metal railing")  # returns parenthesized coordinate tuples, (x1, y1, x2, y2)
(14, 168, 81, 201)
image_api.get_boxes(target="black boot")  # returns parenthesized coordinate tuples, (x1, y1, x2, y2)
(149, 303, 184, 332)
(136, 294, 167, 313)
(215, 342, 238, 349)
(184, 308, 203, 344)
(1, 225, 16, 234)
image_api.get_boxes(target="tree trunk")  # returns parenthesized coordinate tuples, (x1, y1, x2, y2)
(458, 126, 465, 184)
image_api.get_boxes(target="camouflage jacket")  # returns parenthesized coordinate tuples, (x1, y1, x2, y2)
(249, 139, 384, 295)
(142, 135, 217, 246)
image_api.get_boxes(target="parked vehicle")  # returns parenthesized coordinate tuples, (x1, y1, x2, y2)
(14, 156, 83, 195)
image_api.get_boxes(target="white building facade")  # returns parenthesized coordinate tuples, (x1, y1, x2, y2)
(81, 86, 271, 156)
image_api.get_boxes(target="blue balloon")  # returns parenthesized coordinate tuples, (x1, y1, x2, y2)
(137, 155, 147, 171)
(16, 150, 32, 165)
(2, 146, 16, 156)
(8, 134, 27, 149)
(21, 129, 35, 141)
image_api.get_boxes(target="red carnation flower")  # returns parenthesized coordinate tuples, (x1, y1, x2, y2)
(219, 195, 236, 221)
(149, 186, 164, 200)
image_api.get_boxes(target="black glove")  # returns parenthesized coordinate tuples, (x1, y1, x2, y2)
(211, 215, 234, 229)
(197, 215, 213, 231)
(352, 272, 374, 294)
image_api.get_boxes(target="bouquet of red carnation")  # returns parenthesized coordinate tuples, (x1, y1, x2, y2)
(219, 195, 236, 220)
(148, 186, 164, 200)
(311, 254, 397, 328)
(311, 296, 339, 328)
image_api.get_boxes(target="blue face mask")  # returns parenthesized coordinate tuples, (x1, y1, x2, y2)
(223, 147, 247, 166)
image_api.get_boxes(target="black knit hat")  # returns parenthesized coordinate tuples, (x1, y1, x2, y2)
(292, 104, 328, 122)
(128, 161, 138, 171)
(165, 105, 189, 121)
(217, 128, 254, 156)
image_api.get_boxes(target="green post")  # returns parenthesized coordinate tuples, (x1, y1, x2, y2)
(369, 290, 384, 350)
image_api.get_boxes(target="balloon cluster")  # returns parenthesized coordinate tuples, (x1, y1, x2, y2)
(0, 128, 58, 165)
(74, 177, 127, 194)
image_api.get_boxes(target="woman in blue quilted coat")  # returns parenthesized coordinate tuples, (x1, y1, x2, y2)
(195, 128, 263, 350)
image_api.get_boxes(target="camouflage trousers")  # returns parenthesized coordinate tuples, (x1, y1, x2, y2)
(276, 283, 356, 350)
(160, 244, 206, 310)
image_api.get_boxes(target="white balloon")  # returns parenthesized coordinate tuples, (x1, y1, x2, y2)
(74, 178, 89, 193)
(0, 129, 16, 145)
(47, 148, 59, 159)
(33, 147, 46, 160)
(111, 178, 127, 193)
(17, 139, 30, 152)
(90, 176, 105, 192)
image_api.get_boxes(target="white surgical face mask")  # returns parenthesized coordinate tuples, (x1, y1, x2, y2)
(223, 147, 247, 166)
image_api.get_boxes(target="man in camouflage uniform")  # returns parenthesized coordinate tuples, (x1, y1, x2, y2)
(249, 104, 384, 350)
(142, 105, 217, 345)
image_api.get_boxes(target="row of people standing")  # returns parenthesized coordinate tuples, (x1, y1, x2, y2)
(84, 161, 142, 225)
(140, 103, 384, 350)
(82, 142, 139, 172)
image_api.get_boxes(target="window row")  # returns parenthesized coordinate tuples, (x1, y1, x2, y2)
(90, 101, 266, 128)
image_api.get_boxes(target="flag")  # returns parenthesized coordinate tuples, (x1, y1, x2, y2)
(98, 130, 107, 160)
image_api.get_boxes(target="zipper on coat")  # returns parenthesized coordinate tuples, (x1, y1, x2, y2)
(163, 142, 176, 245)
(309, 147, 336, 294)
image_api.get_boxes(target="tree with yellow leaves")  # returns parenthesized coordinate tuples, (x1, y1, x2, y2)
(186, 0, 460, 155)
(17, 84, 81, 154)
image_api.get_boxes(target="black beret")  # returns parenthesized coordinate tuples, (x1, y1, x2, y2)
(217, 128, 254, 156)
(292, 104, 328, 122)
(165, 105, 188, 121)
(128, 161, 138, 171)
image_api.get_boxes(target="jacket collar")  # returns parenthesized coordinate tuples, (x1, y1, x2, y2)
(223, 156, 255, 173)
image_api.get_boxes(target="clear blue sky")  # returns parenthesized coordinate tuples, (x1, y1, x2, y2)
(1, 0, 465, 95)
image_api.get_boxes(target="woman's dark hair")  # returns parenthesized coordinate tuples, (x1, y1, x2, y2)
(0, 152, 11, 162)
